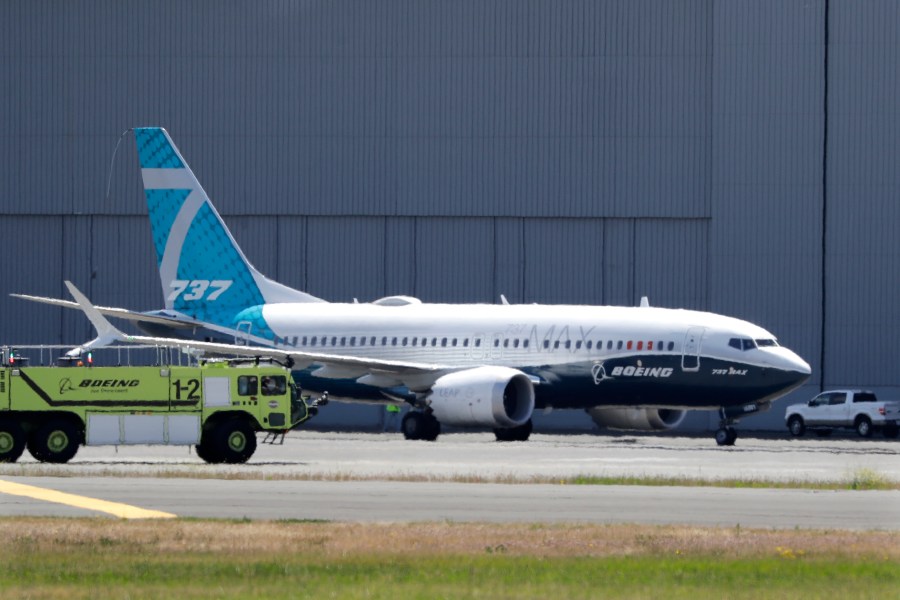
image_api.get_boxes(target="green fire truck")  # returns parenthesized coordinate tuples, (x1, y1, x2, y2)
(0, 346, 320, 464)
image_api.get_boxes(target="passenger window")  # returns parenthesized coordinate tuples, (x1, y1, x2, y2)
(503, 339, 509, 348)
(381, 337, 388, 346)
(350, 337, 356, 346)
(617, 341, 623, 350)
(475, 339, 481, 347)
(340, 337, 346, 346)
(608, 341, 613, 350)
(495, 339, 500, 348)
(331, 337, 337, 346)
(667, 342, 674, 351)
(543, 340, 550, 349)
(442, 338, 448, 347)
(402, 337, 408, 346)
(626, 341, 633, 350)
(637, 341, 643, 351)
(261, 375, 286, 396)
(452, 338, 457, 347)
(463, 339, 469, 347)
(586, 341, 592, 350)
(360, 337, 366, 346)
(302, 336, 308, 346)
(565, 340, 571, 349)
(575, 341, 582, 350)
(370, 336, 376, 346)
(238, 376, 258, 396)
(391, 337, 398, 346)
(855, 393, 876, 403)
(554, 341, 560, 349)
(514, 339, 520, 348)
(523, 340, 529, 348)
(828, 393, 847, 406)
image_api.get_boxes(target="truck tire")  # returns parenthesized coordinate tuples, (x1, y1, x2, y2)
(787, 415, 805, 437)
(0, 419, 26, 463)
(855, 416, 873, 438)
(28, 419, 80, 464)
(214, 420, 257, 464)
(195, 438, 223, 464)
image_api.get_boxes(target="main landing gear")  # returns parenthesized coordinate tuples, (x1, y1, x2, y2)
(401, 410, 441, 441)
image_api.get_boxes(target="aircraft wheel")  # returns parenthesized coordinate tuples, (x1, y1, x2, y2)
(787, 416, 805, 437)
(494, 419, 533, 442)
(213, 420, 257, 464)
(0, 419, 26, 463)
(28, 419, 81, 464)
(714, 427, 736, 447)
(855, 416, 872, 438)
(402, 412, 440, 441)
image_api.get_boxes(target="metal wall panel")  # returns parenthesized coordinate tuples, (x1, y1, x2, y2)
(414, 218, 494, 303)
(634, 219, 709, 311)
(709, 0, 825, 385)
(1, 0, 713, 219)
(305, 217, 386, 302)
(522, 218, 605, 305)
(825, 0, 900, 387)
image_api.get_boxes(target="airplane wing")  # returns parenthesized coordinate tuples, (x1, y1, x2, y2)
(62, 282, 455, 392)
(11, 293, 198, 329)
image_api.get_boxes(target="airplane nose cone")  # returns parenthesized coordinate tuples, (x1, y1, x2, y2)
(776, 348, 812, 381)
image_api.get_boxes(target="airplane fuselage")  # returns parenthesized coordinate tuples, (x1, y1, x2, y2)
(167, 301, 811, 412)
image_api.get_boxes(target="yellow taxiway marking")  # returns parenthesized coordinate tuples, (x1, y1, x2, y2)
(0, 479, 176, 519)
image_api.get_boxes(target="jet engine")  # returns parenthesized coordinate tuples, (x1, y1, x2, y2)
(427, 366, 535, 428)
(586, 407, 687, 431)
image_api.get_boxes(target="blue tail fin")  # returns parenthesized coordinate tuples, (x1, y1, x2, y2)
(134, 128, 322, 337)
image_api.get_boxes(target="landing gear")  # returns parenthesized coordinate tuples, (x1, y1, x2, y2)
(401, 411, 441, 441)
(714, 408, 738, 447)
(494, 419, 533, 442)
(714, 426, 737, 447)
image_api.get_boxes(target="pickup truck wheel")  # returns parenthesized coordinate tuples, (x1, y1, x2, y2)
(28, 419, 80, 464)
(855, 416, 873, 438)
(214, 420, 257, 464)
(0, 419, 26, 463)
(787, 416, 805, 437)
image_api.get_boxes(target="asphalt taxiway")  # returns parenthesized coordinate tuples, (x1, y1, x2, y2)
(0, 433, 897, 528)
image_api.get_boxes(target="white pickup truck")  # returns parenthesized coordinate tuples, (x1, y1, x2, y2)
(785, 390, 900, 438)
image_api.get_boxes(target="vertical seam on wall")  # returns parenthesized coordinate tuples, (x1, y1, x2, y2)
(820, 0, 829, 392)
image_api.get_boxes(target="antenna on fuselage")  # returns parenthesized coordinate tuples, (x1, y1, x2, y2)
(640, 296, 650, 308)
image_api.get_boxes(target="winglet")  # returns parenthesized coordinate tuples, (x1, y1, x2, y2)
(64, 281, 126, 356)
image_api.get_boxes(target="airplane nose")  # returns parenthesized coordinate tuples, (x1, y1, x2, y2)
(775, 348, 812, 379)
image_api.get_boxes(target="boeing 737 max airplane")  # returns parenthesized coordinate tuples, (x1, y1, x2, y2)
(15, 128, 811, 445)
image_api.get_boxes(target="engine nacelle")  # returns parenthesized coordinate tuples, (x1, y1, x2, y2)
(427, 366, 535, 428)
(586, 407, 687, 431)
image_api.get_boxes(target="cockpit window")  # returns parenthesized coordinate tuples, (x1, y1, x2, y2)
(728, 337, 756, 351)
(755, 338, 778, 347)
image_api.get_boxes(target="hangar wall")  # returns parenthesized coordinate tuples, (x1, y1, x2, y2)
(0, 1, 897, 432)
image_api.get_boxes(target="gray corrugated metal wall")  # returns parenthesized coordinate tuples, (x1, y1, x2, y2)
(1, 0, 897, 432)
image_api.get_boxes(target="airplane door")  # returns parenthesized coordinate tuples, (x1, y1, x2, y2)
(681, 327, 704, 372)
(234, 320, 253, 346)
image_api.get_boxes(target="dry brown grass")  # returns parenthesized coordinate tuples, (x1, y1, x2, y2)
(1, 518, 896, 560)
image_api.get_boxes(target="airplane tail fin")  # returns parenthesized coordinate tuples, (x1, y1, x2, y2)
(133, 128, 323, 336)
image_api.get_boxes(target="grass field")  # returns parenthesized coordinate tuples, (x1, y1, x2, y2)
(0, 519, 896, 599)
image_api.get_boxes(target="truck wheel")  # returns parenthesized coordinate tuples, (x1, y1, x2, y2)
(0, 419, 26, 463)
(855, 416, 872, 438)
(28, 419, 80, 464)
(787, 416, 805, 437)
(214, 420, 257, 464)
